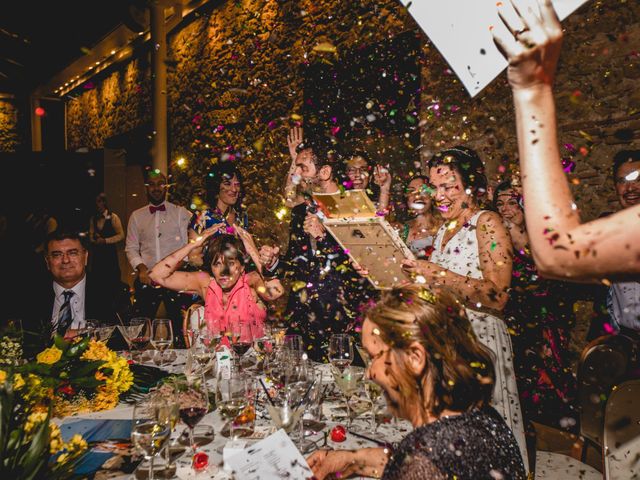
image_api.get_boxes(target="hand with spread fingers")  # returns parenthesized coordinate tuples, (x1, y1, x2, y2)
(491, 0, 563, 90)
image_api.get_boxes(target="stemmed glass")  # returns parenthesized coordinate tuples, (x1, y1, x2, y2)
(94, 322, 116, 343)
(229, 322, 253, 368)
(263, 376, 313, 450)
(175, 374, 209, 457)
(151, 318, 173, 366)
(329, 334, 354, 372)
(132, 400, 172, 480)
(117, 317, 147, 361)
(151, 388, 180, 477)
(216, 369, 255, 439)
(364, 379, 384, 431)
(284, 334, 303, 356)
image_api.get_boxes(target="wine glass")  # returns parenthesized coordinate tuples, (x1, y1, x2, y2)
(329, 334, 354, 372)
(150, 388, 180, 477)
(94, 322, 116, 343)
(132, 401, 172, 480)
(130, 317, 151, 361)
(364, 379, 384, 431)
(264, 375, 314, 450)
(151, 318, 173, 366)
(229, 322, 253, 368)
(331, 365, 366, 427)
(117, 317, 146, 360)
(216, 370, 255, 439)
(175, 374, 209, 457)
(188, 343, 214, 376)
(284, 334, 303, 356)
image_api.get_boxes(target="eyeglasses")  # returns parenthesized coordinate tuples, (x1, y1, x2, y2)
(48, 249, 83, 261)
(346, 167, 369, 175)
(616, 170, 640, 185)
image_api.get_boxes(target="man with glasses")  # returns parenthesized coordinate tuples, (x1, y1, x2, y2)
(260, 138, 375, 362)
(607, 150, 640, 335)
(22, 231, 130, 356)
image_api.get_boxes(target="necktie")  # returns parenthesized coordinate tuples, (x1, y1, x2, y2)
(149, 204, 166, 214)
(56, 290, 74, 335)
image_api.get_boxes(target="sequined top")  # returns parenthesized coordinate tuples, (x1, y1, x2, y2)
(382, 407, 526, 480)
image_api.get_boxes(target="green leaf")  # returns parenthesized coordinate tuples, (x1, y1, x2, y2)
(65, 337, 90, 358)
(53, 335, 69, 352)
(20, 412, 49, 478)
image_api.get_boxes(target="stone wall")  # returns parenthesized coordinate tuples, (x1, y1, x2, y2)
(66, 58, 152, 151)
(0, 99, 22, 152)
(65, 0, 640, 229)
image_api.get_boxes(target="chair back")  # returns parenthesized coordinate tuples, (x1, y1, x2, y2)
(604, 379, 640, 480)
(182, 303, 205, 348)
(577, 334, 634, 448)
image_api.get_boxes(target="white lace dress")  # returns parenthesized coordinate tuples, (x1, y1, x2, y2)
(430, 210, 528, 468)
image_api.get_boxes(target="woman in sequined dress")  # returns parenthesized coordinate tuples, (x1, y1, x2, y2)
(307, 284, 526, 480)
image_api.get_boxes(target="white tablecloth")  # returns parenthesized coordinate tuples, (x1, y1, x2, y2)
(60, 350, 413, 479)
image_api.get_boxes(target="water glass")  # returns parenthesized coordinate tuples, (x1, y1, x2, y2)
(329, 334, 354, 372)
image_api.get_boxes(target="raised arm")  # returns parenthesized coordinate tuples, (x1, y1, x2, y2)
(148, 227, 220, 296)
(284, 126, 305, 208)
(492, 0, 640, 281)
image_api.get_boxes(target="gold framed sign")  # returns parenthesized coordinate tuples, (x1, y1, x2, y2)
(324, 217, 415, 290)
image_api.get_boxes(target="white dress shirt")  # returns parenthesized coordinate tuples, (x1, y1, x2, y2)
(125, 201, 191, 271)
(608, 281, 640, 332)
(52, 276, 86, 330)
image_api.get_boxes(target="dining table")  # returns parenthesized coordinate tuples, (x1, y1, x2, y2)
(54, 348, 415, 480)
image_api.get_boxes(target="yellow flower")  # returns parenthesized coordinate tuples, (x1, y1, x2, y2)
(92, 388, 119, 411)
(0, 370, 6, 383)
(13, 373, 25, 390)
(66, 434, 88, 453)
(81, 340, 111, 362)
(49, 422, 64, 454)
(36, 346, 63, 364)
(56, 452, 69, 464)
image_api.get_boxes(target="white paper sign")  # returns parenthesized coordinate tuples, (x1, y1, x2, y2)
(399, 0, 590, 96)
(223, 428, 313, 479)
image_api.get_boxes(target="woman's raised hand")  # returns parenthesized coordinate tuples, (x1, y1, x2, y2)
(491, 0, 563, 91)
(192, 223, 225, 246)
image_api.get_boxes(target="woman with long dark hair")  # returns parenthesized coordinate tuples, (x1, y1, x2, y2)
(188, 161, 248, 267)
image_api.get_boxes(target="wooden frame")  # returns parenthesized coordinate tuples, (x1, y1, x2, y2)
(324, 216, 415, 290)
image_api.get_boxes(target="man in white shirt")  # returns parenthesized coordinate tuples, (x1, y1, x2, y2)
(607, 150, 640, 334)
(125, 170, 192, 346)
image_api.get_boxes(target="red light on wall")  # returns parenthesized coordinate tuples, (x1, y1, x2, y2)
(35, 107, 46, 117)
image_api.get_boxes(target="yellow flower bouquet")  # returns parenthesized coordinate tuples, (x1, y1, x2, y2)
(16, 335, 133, 417)
(0, 371, 88, 479)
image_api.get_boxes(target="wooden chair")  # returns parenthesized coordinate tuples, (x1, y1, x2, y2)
(603, 379, 640, 480)
(182, 302, 205, 348)
(576, 333, 637, 461)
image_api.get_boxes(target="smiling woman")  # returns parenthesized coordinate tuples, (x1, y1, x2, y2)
(187, 161, 248, 267)
(307, 284, 526, 480)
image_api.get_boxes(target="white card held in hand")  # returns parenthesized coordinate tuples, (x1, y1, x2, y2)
(399, 0, 589, 96)
(223, 429, 313, 479)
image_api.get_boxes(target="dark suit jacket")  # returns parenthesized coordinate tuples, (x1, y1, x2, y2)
(21, 274, 131, 357)
(277, 203, 376, 361)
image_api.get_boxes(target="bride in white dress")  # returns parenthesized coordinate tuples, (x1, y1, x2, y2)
(402, 146, 528, 468)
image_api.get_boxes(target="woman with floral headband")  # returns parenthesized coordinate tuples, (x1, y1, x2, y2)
(307, 284, 526, 480)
